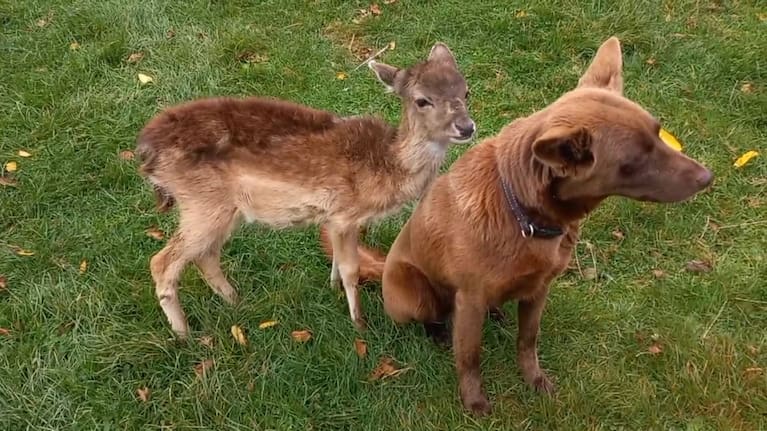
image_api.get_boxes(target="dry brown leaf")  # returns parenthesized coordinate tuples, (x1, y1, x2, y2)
(246, 381, 255, 392)
(758, 13, 767, 22)
(0, 176, 18, 187)
(740, 82, 754, 94)
(744, 367, 763, 375)
(136, 386, 151, 402)
(369, 356, 407, 381)
(57, 321, 74, 335)
(15, 248, 35, 256)
(79, 259, 87, 274)
(370, 3, 382, 15)
(685, 259, 712, 273)
(651, 269, 666, 279)
(231, 325, 248, 345)
(383, 0, 396, 4)
(0, 275, 6, 290)
(646, 57, 657, 65)
(166, 28, 176, 39)
(127, 52, 144, 64)
(258, 320, 278, 329)
(648, 342, 663, 355)
(69, 41, 80, 51)
(35, 14, 52, 28)
(354, 338, 367, 358)
(0, 328, 10, 336)
(707, 220, 721, 231)
(611, 229, 625, 240)
(145, 226, 165, 241)
(582, 267, 597, 280)
(5, 161, 18, 172)
(291, 329, 312, 343)
(747, 345, 759, 355)
(119, 150, 135, 161)
(17, 150, 32, 158)
(194, 359, 215, 378)
(352, 8, 371, 24)
(198, 335, 215, 348)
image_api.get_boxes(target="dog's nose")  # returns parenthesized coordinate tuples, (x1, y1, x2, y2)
(696, 168, 714, 188)
(455, 121, 475, 138)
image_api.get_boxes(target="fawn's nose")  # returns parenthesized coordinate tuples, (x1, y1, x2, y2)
(455, 121, 475, 139)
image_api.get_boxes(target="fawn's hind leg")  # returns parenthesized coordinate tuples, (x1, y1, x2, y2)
(194, 211, 241, 305)
(150, 204, 239, 338)
(328, 225, 365, 330)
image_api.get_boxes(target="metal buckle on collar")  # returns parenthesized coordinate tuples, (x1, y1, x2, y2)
(521, 224, 535, 238)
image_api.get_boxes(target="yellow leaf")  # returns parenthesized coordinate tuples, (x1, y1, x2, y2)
(258, 320, 278, 329)
(733, 150, 759, 168)
(69, 41, 80, 51)
(145, 226, 165, 240)
(515, 10, 528, 18)
(388, 40, 396, 50)
(659, 128, 682, 152)
(17, 150, 32, 158)
(5, 161, 18, 172)
(291, 329, 312, 343)
(137, 73, 154, 85)
(15, 249, 35, 256)
(230, 325, 248, 345)
(79, 260, 87, 274)
(336, 71, 347, 80)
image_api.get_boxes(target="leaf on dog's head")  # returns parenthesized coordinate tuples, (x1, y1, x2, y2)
(194, 359, 215, 378)
(354, 338, 367, 358)
(659, 128, 683, 152)
(291, 329, 312, 343)
(368, 356, 408, 381)
(258, 320, 278, 329)
(733, 150, 759, 168)
(231, 325, 248, 345)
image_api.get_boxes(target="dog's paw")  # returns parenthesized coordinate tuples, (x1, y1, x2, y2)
(463, 394, 492, 416)
(532, 374, 557, 395)
(424, 322, 451, 348)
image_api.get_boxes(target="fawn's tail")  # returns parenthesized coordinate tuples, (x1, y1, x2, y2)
(319, 225, 386, 283)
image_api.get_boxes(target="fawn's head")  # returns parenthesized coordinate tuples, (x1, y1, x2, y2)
(369, 43, 475, 145)
(531, 37, 713, 204)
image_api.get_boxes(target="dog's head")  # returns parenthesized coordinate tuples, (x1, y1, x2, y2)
(533, 37, 713, 203)
(369, 43, 475, 145)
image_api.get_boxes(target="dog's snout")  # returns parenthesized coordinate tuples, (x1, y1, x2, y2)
(696, 168, 714, 188)
(455, 120, 475, 139)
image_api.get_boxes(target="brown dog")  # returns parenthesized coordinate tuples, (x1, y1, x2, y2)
(321, 37, 713, 415)
(137, 43, 473, 338)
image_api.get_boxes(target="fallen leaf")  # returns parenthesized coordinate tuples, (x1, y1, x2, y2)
(166, 29, 176, 39)
(137, 73, 154, 85)
(196, 32, 208, 40)
(246, 381, 255, 391)
(515, 10, 528, 18)
(651, 269, 666, 279)
(35, 14, 51, 28)
(5, 161, 18, 172)
(352, 8, 371, 24)
(747, 345, 759, 355)
(707, 220, 721, 231)
(733, 150, 759, 168)
(258, 320, 278, 329)
(757, 13, 767, 22)
(236, 51, 268, 64)
(0, 176, 17, 187)
(388, 40, 396, 50)
(354, 338, 368, 358)
(136, 387, 151, 402)
(740, 82, 754, 93)
(383, 0, 396, 4)
(611, 229, 625, 240)
(231, 325, 248, 345)
(370, 3, 382, 15)
(744, 367, 763, 375)
(127, 52, 144, 64)
(369, 356, 407, 381)
(648, 342, 663, 355)
(145, 226, 165, 240)
(198, 335, 215, 348)
(685, 259, 712, 273)
(0, 328, 10, 336)
(659, 128, 683, 152)
(582, 267, 597, 280)
(15, 249, 35, 256)
(57, 321, 74, 335)
(17, 150, 32, 158)
(646, 57, 657, 65)
(291, 329, 312, 343)
(0, 275, 6, 290)
(69, 41, 80, 51)
(336, 71, 347, 80)
(119, 150, 135, 161)
(194, 359, 215, 377)
(79, 260, 87, 274)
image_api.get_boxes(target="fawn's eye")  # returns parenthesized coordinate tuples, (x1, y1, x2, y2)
(415, 98, 433, 108)
(465, 91, 470, 100)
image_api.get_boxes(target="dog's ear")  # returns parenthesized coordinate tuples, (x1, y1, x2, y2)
(532, 126, 595, 175)
(369, 60, 402, 93)
(427, 42, 458, 68)
(577, 37, 623, 94)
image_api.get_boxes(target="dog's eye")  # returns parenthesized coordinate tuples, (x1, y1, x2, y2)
(415, 98, 433, 108)
(619, 163, 637, 176)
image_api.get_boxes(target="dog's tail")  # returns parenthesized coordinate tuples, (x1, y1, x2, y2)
(136, 133, 176, 213)
(319, 225, 386, 283)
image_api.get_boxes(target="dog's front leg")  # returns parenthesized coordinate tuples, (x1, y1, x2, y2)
(453, 290, 491, 416)
(517, 289, 556, 394)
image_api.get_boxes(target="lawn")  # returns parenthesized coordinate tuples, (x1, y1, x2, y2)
(1, 0, 766, 429)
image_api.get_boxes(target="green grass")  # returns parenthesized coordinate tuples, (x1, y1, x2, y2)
(1, 0, 766, 429)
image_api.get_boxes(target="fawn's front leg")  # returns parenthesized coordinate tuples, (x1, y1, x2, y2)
(328, 225, 366, 330)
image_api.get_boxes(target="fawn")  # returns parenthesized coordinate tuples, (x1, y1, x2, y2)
(136, 43, 474, 337)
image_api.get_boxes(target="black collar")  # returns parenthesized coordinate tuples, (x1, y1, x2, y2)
(500, 178, 564, 239)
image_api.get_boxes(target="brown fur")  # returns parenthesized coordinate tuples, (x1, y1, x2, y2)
(319, 37, 713, 415)
(137, 43, 474, 338)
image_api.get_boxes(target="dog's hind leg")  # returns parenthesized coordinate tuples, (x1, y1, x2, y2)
(328, 224, 366, 330)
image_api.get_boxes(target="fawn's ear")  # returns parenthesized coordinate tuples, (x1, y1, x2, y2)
(577, 37, 623, 94)
(368, 60, 401, 93)
(428, 42, 458, 68)
(532, 125, 595, 176)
